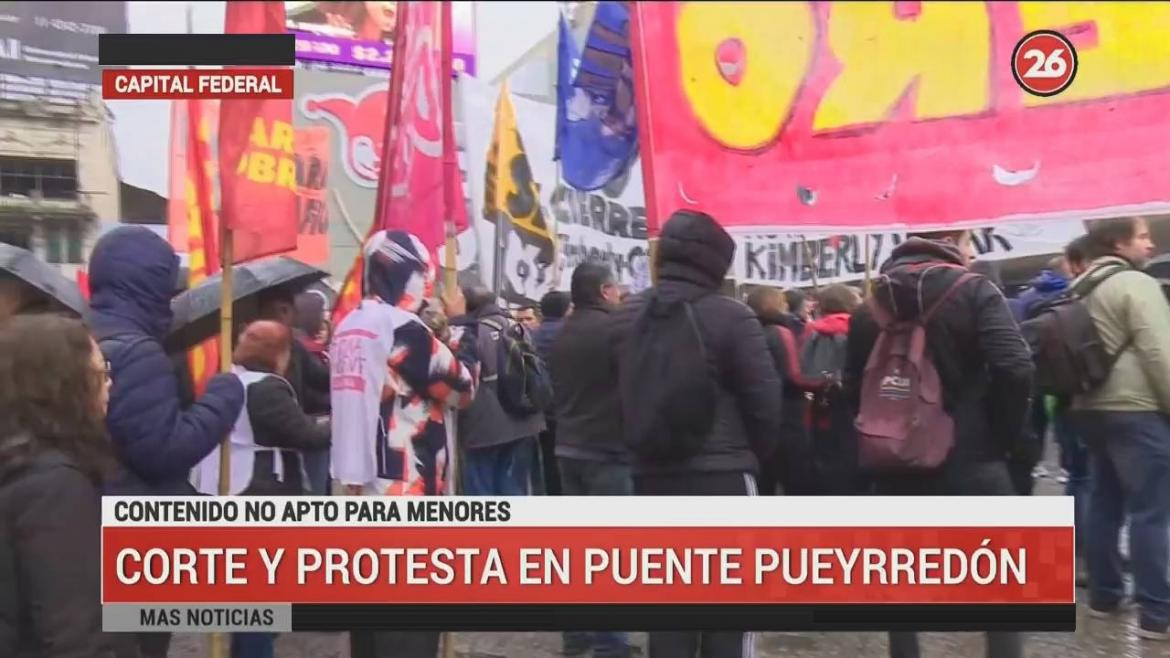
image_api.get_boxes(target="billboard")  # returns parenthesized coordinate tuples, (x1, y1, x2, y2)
(0, 1, 126, 85)
(287, 1, 475, 75)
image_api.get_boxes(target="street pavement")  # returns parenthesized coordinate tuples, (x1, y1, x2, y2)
(168, 469, 1170, 657)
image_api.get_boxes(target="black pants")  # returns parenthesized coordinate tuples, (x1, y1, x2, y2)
(350, 631, 440, 658)
(635, 471, 756, 658)
(136, 632, 171, 658)
(538, 421, 561, 495)
(875, 461, 1023, 658)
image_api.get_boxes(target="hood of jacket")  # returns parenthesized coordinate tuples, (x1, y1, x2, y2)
(1027, 269, 1069, 294)
(88, 226, 179, 339)
(364, 230, 435, 314)
(809, 312, 851, 336)
(874, 237, 970, 320)
(656, 210, 734, 302)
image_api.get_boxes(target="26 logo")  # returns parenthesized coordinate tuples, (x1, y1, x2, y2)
(1012, 30, 1078, 97)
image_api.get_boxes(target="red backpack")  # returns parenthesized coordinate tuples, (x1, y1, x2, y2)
(855, 266, 978, 471)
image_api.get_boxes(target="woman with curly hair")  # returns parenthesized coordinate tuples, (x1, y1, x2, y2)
(0, 314, 123, 657)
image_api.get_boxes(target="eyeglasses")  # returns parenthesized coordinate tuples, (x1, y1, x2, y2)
(96, 360, 112, 383)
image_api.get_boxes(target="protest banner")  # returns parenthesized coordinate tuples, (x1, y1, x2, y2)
(462, 75, 651, 302)
(289, 126, 331, 266)
(631, 2, 1170, 235)
(219, 1, 298, 263)
(733, 219, 1085, 287)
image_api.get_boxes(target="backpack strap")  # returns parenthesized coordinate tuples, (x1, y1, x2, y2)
(922, 270, 980, 323)
(1071, 261, 1131, 298)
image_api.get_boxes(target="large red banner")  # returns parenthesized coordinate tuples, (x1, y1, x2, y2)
(631, 2, 1170, 235)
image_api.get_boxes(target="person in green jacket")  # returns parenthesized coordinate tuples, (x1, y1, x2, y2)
(1074, 216, 1170, 640)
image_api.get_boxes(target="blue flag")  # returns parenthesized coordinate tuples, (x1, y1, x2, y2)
(555, 2, 638, 192)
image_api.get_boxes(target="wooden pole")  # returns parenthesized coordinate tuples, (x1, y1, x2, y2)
(210, 225, 233, 658)
(800, 236, 820, 291)
(648, 237, 659, 285)
(440, 4, 458, 657)
(863, 233, 873, 297)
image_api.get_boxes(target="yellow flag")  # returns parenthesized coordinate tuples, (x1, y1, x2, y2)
(484, 83, 554, 255)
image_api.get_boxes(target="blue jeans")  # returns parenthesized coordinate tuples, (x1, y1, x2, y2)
(231, 633, 275, 658)
(463, 437, 536, 496)
(1078, 411, 1170, 628)
(1053, 408, 1090, 553)
(302, 446, 331, 495)
(559, 457, 633, 655)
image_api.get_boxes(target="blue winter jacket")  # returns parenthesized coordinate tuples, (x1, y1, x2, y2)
(1010, 270, 1069, 323)
(88, 226, 244, 495)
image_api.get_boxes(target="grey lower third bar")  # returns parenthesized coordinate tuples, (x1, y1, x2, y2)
(103, 604, 291, 632)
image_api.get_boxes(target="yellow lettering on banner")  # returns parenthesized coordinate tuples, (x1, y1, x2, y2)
(236, 151, 298, 192)
(249, 118, 269, 148)
(677, 2, 814, 150)
(1018, 2, 1170, 106)
(814, 2, 990, 131)
(247, 152, 276, 183)
(270, 121, 294, 154)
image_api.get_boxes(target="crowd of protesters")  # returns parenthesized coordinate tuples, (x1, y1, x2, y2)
(2, 213, 1170, 658)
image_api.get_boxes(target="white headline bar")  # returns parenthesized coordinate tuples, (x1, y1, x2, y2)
(101, 496, 1073, 528)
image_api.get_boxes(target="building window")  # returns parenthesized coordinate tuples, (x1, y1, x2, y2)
(43, 223, 83, 264)
(0, 225, 31, 250)
(0, 157, 79, 200)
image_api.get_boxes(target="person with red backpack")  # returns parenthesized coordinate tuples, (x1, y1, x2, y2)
(802, 284, 864, 494)
(843, 230, 1034, 658)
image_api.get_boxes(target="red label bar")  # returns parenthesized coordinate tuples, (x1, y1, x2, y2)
(101, 69, 293, 100)
(102, 526, 1074, 605)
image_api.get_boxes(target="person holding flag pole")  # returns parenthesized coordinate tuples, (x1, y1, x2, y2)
(327, 3, 477, 657)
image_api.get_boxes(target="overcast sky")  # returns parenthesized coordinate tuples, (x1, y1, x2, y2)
(108, 1, 558, 197)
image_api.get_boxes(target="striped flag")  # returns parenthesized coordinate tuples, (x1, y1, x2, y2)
(167, 99, 221, 396)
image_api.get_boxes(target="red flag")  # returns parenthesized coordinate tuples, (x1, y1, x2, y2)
(333, 1, 467, 326)
(218, 1, 297, 263)
(77, 269, 89, 302)
(169, 99, 222, 396)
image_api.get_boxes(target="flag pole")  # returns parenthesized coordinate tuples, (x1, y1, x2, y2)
(864, 233, 873, 297)
(439, 6, 459, 657)
(440, 1, 458, 294)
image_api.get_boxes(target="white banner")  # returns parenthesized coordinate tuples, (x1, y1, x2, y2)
(460, 76, 651, 302)
(732, 221, 1086, 288)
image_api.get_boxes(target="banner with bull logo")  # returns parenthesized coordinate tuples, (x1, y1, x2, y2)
(631, 2, 1170, 235)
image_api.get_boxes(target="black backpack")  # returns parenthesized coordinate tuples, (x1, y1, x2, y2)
(619, 293, 716, 463)
(800, 331, 848, 384)
(1020, 262, 1131, 397)
(479, 317, 553, 418)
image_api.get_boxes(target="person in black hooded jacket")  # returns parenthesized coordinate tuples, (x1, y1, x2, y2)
(843, 230, 1033, 658)
(613, 209, 782, 658)
(745, 286, 819, 495)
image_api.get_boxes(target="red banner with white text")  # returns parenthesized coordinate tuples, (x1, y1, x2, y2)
(98, 497, 1073, 633)
(631, 2, 1170, 235)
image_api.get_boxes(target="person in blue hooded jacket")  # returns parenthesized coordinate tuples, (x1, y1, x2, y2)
(88, 226, 244, 496)
(1009, 256, 1071, 323)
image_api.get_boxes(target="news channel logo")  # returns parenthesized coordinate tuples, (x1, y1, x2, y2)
(1012, 30, 1078, 97)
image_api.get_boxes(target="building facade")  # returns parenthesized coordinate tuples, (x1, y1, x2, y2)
(0, 92, 120, 279)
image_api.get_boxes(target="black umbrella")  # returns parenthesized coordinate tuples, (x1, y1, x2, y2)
(0, 243, 86, 317)
(167, 256, 327, 351)
(1146, 253, 1170, 279)
(1145, 254, 1170, 304)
